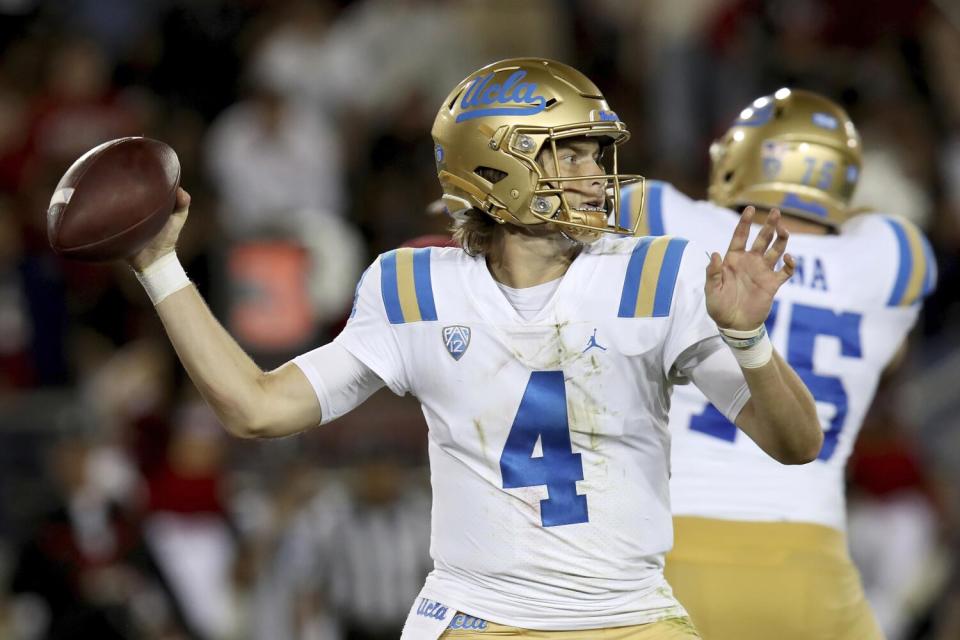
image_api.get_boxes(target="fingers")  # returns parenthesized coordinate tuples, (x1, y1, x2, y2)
(175, 187, 191, 212)
(776, 253, 796, 285)
(750, 208, 780, 253)
(764, 223, 789, 268)
(727, 206, 755, 254)
(705, 251, 723, 290)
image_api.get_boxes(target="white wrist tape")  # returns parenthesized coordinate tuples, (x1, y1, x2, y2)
(718, 324, 773, 369)
(135, 252, 190, 305)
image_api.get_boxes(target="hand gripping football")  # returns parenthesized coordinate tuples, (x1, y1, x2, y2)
(47, 137, 180, 261)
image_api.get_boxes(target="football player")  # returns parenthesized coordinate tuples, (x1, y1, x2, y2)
(127, 59, 822, 639)
(621, 89, 936, 639)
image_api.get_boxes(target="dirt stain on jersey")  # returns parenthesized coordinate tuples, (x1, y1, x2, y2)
(585, 353, 602, 378)
(554, 322, 565, 362)
(567, 378, 606, 451)
(530, 321, 576, 370)
(473, 418, 489, 463)
(505, 321, 581, 370)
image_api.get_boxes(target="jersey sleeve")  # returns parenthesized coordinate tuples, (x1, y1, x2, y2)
(660, 240, 723, 377)
(877, 215, 937, 308)
(685, 341, 752, 422)
(292, 342, 386, 425)
(332, 257, 410, 395)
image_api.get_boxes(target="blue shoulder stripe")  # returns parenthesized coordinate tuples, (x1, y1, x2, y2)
(618, 236, 688, 318)
(412, 248, 438, 321)
(652, 238, 688, 316)
(884, 217, 935, 306)
(618, 238, 652, 317)
(379, 248, 438, 323)
(617, 180, 666, 237)
(617, 181, 636, 233)
(380, 250, 404, 323)
(646, 180, 665, 236)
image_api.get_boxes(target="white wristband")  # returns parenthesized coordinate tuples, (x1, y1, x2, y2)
(718, 324, 773, 369)
(135, 252, 190, 305)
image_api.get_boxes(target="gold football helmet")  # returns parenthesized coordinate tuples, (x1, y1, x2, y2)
(708, 88, 862, 227)
(432, 58, 643, 240)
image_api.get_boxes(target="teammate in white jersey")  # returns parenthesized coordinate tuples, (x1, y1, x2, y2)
(621, 89, 937, 639)
(122, 60, 823, 639)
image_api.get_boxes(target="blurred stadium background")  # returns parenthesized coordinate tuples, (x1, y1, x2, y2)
(0, 0, 958, 638)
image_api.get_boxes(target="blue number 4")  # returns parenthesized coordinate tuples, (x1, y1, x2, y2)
(500, 371, 589, 527)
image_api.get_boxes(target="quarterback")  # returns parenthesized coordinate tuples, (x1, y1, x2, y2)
(125, 60, 821, 638)
(622, 90, 936, 639)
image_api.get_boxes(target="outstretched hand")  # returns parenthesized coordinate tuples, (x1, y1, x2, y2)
(705, 206, 795, 330)
(128, 187, 191, 271)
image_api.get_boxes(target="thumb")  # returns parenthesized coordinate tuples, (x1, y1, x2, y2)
(173, 187, 191, 215)
(705, 252, 723, 290)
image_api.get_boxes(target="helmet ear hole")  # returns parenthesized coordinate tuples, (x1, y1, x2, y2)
(474, 166, 508, 184)
(723, 170, 735, 183)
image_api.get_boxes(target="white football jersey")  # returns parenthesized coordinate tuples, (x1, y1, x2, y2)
(326, 235, 737, 629)
(623, 180, 936, 531)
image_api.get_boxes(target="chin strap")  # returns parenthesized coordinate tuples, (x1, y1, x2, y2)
(555, 208, 606, 244)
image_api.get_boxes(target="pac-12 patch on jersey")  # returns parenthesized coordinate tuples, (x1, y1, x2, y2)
(443, 325, 471, 360)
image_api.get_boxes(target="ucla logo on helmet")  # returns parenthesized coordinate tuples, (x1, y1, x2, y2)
(443, 325, 471, 361)
(457, 70, 547, 122)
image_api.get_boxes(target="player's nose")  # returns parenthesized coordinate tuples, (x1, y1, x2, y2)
(587, 173, 607, 200)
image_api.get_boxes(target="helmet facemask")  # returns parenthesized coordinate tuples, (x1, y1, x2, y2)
(521, 128, 642, 243)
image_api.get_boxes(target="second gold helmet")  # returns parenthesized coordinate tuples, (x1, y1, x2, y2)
(708, 89, 862, 227)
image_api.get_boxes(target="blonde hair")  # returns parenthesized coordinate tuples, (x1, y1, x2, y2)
(449, 166, 509, 256)
(451, 208, 498, 256)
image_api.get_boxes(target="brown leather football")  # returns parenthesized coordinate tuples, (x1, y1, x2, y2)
(47, 137, 180, 261)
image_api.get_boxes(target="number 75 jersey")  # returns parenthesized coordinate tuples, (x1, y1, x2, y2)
(331, 235, 730, 626)
(626, 180, 936, 531)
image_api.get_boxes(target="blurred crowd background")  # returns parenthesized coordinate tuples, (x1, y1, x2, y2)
(0, 0, 959, 638)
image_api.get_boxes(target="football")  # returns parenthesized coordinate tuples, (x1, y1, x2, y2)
(47, 137, 180, 261)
